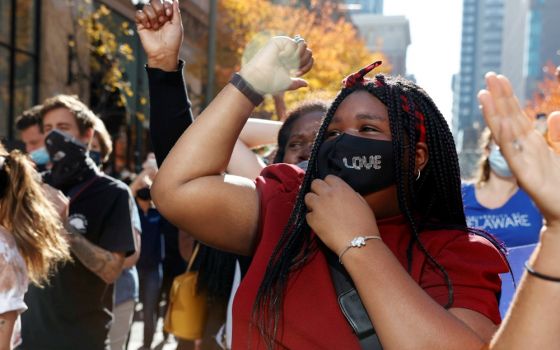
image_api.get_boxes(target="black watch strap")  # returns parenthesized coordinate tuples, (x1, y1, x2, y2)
(229, 73, 264, 106)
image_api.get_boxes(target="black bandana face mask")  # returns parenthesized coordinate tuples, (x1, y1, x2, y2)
(44, 129, 96, 190)
(317, 133, 395, 195)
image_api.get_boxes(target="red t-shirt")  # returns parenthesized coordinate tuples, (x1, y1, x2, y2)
(233, 164, 508, 349)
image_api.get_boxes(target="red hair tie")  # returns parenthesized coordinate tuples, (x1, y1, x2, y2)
(342, 61, 383, 88)
(343, 62, 426, 144)
(400, 95, 427, 144)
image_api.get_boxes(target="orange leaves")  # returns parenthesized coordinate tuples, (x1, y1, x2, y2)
(525, 62, 560, 118)
(71, 1, 140, 111)
(213, 0, 384, 116)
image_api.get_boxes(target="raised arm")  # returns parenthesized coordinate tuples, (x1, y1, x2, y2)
(136, 0, 193, 166)
(151, 34, 312, 255)
(228, 118, 283, 179)
(477, 73, 560, 349)
(137, 1, 281, 181)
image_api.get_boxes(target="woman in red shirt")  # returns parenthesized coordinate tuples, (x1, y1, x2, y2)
(152, 34, 507, 349)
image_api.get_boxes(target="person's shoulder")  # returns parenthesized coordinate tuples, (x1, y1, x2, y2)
(256, 163, 305, 193)
(95, 174, 130, 194)
(0, 226, 16, 260)
(422, 226, 506, 263)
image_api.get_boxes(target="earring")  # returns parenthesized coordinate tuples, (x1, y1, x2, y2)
(416, 170, 421, 181)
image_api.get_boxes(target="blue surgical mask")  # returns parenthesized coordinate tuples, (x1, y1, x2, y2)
(89, 150, 102, 166)
(488, 146, 513, 178)
(296, 160, 309, 171)
(30, 147, 50, 165)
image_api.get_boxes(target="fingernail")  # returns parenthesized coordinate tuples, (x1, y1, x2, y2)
(166, 9, 172, 16)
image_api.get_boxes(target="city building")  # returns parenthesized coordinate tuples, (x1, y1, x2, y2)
(453, 0, 560, 177)
(0, 0, 209, 172)
(350, 14, 410, 76)
(452, 0, 505, 177)
(521, 0, 560, 101)
(500, 0, 530, 103)
(344, 0, 383, 14)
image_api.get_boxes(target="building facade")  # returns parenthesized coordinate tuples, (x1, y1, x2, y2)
(452, 0, 504, 177)
(522, 0, 560, 100)
(350, 14, 410, 76)
(453, 0, 560, 177)
(344, 0, 383, 14)
(0, 0, 209, 172)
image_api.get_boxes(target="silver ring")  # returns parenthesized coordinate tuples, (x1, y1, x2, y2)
(293, 34, 304, 44)
(512, 138, 523, 152)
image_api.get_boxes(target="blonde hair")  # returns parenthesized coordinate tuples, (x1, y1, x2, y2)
(474, 127, 493, 186)
(0, 144, 71, 286)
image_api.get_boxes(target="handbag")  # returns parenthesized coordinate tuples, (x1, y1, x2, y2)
(164, 242, 208, 340)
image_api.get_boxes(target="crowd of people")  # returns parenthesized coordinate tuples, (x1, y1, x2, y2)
(1, 0, 560, 349)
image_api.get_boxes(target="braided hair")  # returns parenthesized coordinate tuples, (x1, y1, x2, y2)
(252, 74, 498, 348)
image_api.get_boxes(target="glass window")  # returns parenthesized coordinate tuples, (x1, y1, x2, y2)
(0, 1, 11, 45)
(0, 0, 39, 140)
(15, 0, 36, 52)
(0, 48, 10, 137)
(13, 53, 35, 118)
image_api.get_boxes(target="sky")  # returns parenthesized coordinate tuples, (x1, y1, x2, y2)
(383, 0, 463, 124)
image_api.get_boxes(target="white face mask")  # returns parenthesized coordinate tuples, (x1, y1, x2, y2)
(488, 146, 513, 178)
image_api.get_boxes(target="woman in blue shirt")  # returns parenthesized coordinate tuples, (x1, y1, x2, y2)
(463, 127, 543, 248)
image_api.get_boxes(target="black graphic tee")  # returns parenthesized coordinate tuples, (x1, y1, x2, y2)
(21, 174, 135, 350)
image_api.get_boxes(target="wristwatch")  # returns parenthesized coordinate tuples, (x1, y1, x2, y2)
(229, 73, 264, 106)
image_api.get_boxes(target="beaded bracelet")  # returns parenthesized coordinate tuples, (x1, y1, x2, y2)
(524, 261, 560, 282)
(338, 235, 381, 264)
(229, 73, 264, 106)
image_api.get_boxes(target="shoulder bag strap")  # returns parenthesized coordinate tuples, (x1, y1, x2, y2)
(325, 248, 383, 350)
(186, 242, 200, 273)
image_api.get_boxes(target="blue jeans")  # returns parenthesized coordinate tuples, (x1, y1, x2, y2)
(138, 265, 162, 348)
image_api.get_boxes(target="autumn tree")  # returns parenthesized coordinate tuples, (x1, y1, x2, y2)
(525, 62, 560, 118)
(212, 0, 391, 117)
(67, 0, 149, 172)
(66, 1, 146, 125)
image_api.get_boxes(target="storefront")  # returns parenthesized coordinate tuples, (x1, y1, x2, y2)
(0, 0, 40, 141)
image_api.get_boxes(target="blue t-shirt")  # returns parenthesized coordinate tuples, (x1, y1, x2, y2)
(114, 192, 142, 305)
(137, 205, 164, 270)
(462, 183, 543, 247)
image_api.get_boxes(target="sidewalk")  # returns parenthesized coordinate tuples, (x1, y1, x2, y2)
(127, 318, 178, 350)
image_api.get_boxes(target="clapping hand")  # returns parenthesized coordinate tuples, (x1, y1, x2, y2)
(478, 73, 560, 226)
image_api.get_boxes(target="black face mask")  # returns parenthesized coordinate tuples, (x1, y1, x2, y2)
(317, 133, 395, 195)
(44, 129, 97, 191)
(136, 187, 151, 201)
